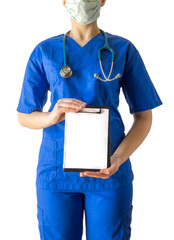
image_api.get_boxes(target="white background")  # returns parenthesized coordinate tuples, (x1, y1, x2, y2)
(0, 0, 173, 239)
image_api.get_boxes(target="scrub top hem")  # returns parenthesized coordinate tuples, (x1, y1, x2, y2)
(35, 175, 134, 192)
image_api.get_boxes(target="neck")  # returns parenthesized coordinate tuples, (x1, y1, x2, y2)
(68, 18, 101, 41)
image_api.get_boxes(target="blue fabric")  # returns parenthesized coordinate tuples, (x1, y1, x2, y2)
(36, 183, 133, 240)
(16, 31, 163, 191)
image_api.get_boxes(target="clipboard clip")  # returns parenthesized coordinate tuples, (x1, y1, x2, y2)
(77, 108, 101, 114)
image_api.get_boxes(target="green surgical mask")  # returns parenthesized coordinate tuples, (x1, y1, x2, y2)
(66, 0, 101, 25)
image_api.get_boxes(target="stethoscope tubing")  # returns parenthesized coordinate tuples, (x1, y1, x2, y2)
(61, 29, 121, 81)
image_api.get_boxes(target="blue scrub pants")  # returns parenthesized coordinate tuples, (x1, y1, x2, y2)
(36, 183, 133, 240)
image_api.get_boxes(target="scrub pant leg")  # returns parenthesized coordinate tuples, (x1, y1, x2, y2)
(36, 183, 133, 240)
(84, 183, 133, 240)
(36, 188, 84, 240)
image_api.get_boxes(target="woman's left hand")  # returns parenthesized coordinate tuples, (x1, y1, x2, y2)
(80, 155, 122, 179)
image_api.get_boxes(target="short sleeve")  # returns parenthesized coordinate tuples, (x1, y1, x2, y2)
(16, 44, 49, 114)
(121, 43, 163, 114)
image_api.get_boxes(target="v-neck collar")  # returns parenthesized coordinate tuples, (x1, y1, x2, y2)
(65, 31, 104, 52)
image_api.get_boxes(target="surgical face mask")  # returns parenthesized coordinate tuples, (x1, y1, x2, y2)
(66, 0, 101, 25)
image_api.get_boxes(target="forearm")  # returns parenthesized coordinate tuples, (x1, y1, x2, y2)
(17, 99, 86, 130)
(17, 111, 56, 130)
(112, 111, 152, 166)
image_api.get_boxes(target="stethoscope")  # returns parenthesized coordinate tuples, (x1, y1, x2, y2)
(60, 29, 121, 82)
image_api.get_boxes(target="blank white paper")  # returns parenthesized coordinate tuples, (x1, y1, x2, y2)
(63, 108, 109, 170)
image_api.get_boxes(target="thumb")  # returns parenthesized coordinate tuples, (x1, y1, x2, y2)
(100, 168, 110, 174)
(100, 162, 119, 175)
(100, 164, 116, 175)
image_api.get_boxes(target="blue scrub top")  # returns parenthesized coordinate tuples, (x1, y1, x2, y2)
(16, 31, 163, 192)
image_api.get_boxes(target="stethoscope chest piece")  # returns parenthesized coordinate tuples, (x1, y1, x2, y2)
(60, 66, 72, 78)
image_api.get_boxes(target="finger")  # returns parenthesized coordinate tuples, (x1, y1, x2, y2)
(57, 105, 82, 113)
(82, 171, 110, 178)
(84, 174, 109, 179)
(58, 102, 84, 109)
(56, 105, 77, 113)
(60, 103, 86, 112)
(61, 98, 86, 106)
(82, 174, 107, 178)
(84, 170, 109, 176)
(70, 99, 87, 105)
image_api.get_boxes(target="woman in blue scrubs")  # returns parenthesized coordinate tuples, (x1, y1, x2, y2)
(16, 0, 163, 239)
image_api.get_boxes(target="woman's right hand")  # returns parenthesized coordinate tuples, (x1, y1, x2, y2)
(48, 98, 87, 125)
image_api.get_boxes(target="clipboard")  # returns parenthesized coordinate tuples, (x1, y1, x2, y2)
(63, 106, 111, 172)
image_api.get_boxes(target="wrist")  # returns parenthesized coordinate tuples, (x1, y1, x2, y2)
(46, 112, 57, 126)
(47, 110, 63, 126)
(111, 152, 124, 167)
